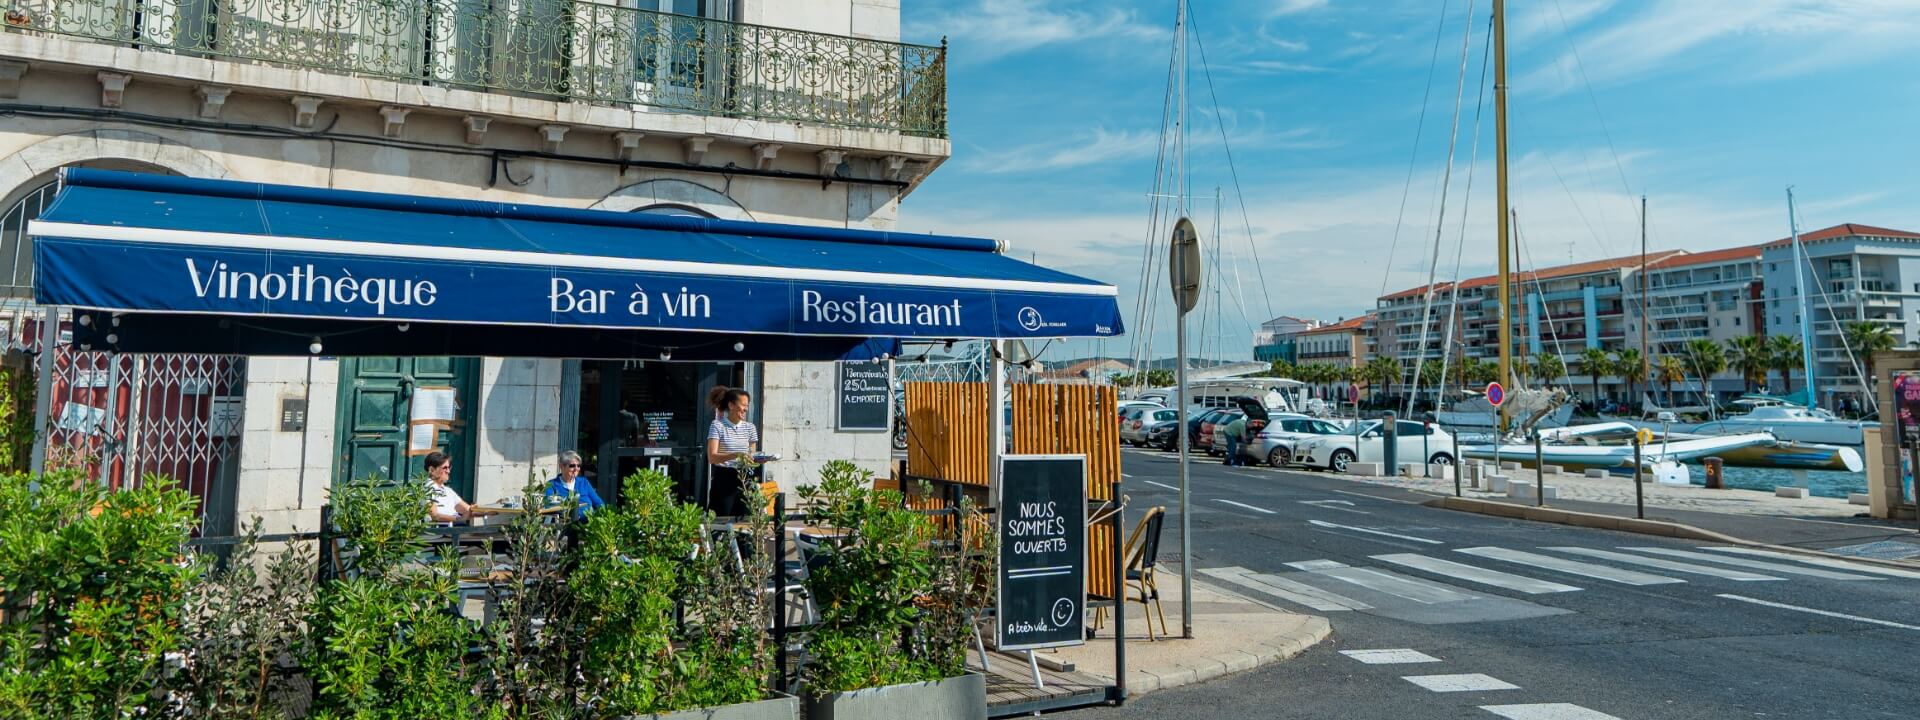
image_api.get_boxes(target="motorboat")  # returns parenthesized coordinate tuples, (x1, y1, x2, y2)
(1622, 403, 1875, 447)
(1461, 424, 1778, 472)
(1540, 422, 1861, 472)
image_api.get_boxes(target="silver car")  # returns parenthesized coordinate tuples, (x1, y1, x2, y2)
(1121, 406, 1180, 447)
(1244, 414, 1348, 467)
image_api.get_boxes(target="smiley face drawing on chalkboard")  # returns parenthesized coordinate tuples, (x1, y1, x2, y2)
(1051, 597, 1077, 627)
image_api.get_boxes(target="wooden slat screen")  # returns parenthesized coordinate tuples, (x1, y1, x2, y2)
(903, 381, 1123, 601)
(1012, 384, 1121, 601)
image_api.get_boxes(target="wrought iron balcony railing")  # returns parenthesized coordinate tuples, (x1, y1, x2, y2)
(1, 0, 947, 138)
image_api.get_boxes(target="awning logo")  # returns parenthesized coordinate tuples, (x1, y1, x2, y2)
(1018, 306, 1044, 331)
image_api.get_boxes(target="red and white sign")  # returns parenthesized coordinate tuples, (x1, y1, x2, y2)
(1486, 382, 1505, 407)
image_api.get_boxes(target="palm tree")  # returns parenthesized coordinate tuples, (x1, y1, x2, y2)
(1531, 352, 1566, 387)
(1578, 347, 1613, 409)
(1614, 348, 1644, 409)
(1724, 335, 1770, 395)
(1683, 338, 1727, 406)
(1843, 320, 1897, 398)
(1654, 355, 1687, 406)
(1419, 358, 1447, 408)
(1768, 334, 1803, 394)
(1365, 357, 1401, 407)
(1269, 359, 1297, 379)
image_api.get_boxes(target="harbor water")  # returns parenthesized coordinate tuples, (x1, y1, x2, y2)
(1683, 462, 1866, 499)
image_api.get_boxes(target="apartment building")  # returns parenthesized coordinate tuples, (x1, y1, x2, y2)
(1624, 245, 1766, 397)
(1252, 315, 1324, 363)
(1758, 224, 1920, 406)
(1296, 315, 1369, 369)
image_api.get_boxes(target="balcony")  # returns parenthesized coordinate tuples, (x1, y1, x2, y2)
(0, 0, 947, 137)
(1649, 303, 1707, 318)
(1653, 327, 1710, 341)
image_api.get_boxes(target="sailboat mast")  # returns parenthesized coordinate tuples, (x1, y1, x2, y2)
(1787, 188, 1816, 404)
(1493, 0, 1513, 428)
(1639, 196, 1649, 397)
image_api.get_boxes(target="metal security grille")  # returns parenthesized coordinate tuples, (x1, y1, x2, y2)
(25, 315, 248, 533)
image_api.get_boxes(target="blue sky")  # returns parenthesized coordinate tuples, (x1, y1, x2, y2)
(894, 0, 1920, 364)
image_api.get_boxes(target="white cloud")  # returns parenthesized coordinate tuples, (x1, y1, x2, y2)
(1270, 0, 1330, 16)
(1517, 0, 1920, 94)
(960, 129, 1161, 174)
(905, 0, 1167, 61)
(1237, 60, 1331, 74)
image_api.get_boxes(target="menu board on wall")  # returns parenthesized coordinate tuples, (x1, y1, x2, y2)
(835, 360, 890, 432)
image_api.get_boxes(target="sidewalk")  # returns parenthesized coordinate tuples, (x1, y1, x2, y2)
(1023, 566, 1331, 696)
(1334, 464, 1920, 563)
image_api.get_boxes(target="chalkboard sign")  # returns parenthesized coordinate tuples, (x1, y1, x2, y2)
(996, 455, 1087, 651)
(835, 360, 890, 432)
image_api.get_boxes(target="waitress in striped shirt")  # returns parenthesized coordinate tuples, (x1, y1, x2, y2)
(705, 385, 760, 517)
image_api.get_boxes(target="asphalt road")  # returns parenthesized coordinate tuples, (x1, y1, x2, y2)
(1060, 447, 1920, 719)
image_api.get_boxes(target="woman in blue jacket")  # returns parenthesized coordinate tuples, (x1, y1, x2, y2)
(545, 450, 605, 518)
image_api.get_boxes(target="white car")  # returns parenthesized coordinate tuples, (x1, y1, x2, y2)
(1244, 414, 1348, 467)
(1293, 419, 1456, 473)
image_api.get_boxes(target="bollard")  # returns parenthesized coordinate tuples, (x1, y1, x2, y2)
(1703, 457, 1724, 490)
(1533, 432, 1545, 507)
(1382, 412, 1398, 474)
(1633, 436, 1645, 520)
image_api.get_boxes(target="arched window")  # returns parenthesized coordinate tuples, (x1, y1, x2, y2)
(0, 179, 57, 298)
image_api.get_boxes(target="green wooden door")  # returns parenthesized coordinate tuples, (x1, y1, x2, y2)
(334, 357, 479, 497)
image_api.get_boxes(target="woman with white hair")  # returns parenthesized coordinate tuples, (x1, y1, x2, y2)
(544, 449, 605, 518)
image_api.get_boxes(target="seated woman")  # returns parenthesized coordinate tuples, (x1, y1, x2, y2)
(544, 450, 605, 518)
(423, 451, 470, 525)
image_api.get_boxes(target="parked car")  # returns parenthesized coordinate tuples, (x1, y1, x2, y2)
(1245, 415, 1348, 467)
(1293, 419, 1456, 473)
(1123, 407, 1182, 447)
(1197, 408, 1244, 456)
(1147, 419, 1182, 450)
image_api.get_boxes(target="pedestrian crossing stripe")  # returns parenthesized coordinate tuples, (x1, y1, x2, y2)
(1700, 546, 1920, 580)
(1480, 703, 1623, 719)
(1372, 553, 1582, 594)
(1544, 547, 1784, 581)
(1456, 547, 1685, 586)
(1621, 547, 1881, 580)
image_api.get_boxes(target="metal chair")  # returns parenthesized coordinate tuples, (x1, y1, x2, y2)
(1092, 506, 1169, 640)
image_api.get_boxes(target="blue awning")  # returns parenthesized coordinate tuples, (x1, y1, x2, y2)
(29, 170, 1122, 360)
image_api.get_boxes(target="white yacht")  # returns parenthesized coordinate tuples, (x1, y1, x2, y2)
(1628, 404, 1875, 447)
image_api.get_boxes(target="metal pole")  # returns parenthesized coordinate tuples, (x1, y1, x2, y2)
(772, 492, 788, 694)
(1633, 436, 1645, 519)
(988, 340, 1008, 497)
(1452, 429, 1462, 497)
(28, 307, 57, 476)
(1786, 189, 1818, 408)
(1174, 0, 1193, 641)
(1533, 432, 1545, 507)
(1110, 493, 1128, 701)
(1492, 0, 1513, 433)
(1639, 196, 1649, 409)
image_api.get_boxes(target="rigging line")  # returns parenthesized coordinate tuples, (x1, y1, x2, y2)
(1187, 8, 1277, 325)
(1438, 18, 1496, 407)
(1513, 213, 1569, 374)
(1406, 0, 1479, 418)
(1129, 9, 1187, 384)
(1550, 0, 1642, 227)
(1379, 0, 1459, 299)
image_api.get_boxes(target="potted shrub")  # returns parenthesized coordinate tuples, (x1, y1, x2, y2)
(795, 461, 992, 720)
(569, 470, 795, 720)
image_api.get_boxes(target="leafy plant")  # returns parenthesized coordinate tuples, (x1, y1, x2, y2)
(0, 351, 34, 473)
(306, 477, 496, 720)
(171, 518, 316, 720)
(0, 471, 199, 719)
(478, 476, 581, 719)
(569, 469, 773, 715)
(797, 461, 985, 694)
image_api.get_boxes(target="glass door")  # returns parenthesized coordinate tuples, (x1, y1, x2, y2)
(584, 360, 728, 506)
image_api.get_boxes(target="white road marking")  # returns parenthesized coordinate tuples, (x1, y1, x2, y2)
(1622, 547, 1881, 580)
(1314, 567, 1481, 605)
(1300, 499, 1372, 514)
(1215, 499, 1277, 514)
(1480, 703, 1623, 719)
(1545, 547, 1784, 582)
(1308, 519, 1444, 545)
(1340, 649, 1441, 665)
(1373, 553, 1582, 594)
(1197, 566, 1372, 611)
(1702, 546, 1920, 580)
(1327, 487, 1425, 505)
(1717, 594, 1920, 631)
(1457, 547, 1684, 586)
(1121, 473, 1134, 478)
(1285, 559, 1349, 571)
(1401, 673, 1520, 692)
(1231, 470, 1268, 480)
(1144, 480, 1180, 491)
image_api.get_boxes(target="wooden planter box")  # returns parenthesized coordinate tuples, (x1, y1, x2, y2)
(627, 693, 800, 720)
(803, 673, 987, 720)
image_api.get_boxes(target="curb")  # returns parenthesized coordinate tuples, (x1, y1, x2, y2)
(1423, 495, 1920, 572)
(1120, 615, 1333, 696)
